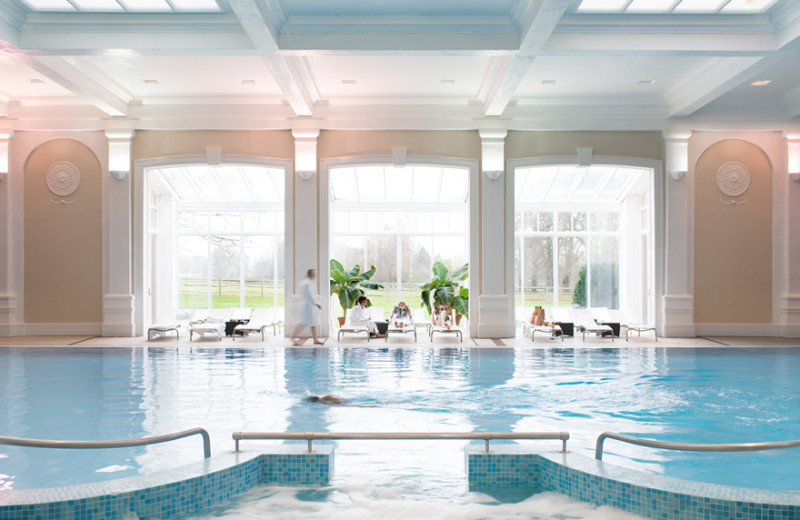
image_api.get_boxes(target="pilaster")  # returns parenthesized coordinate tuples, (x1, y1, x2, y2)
(662, 130, 695, 337)
(0, 130, 17, 336)
(478, 128, 514, 338)
(292, 128, 322, 336)
(781, 134, 800, 337)
(103, 130, 135, 336)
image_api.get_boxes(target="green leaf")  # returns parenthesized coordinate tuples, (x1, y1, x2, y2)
(452, 296, 468, 318)
(451, 262, 469, 281)
(330, 259, 344, 272)
(432, 261, 448, 281)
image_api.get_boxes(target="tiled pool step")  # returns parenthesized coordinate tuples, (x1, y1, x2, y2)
(2, 445, 798, 520)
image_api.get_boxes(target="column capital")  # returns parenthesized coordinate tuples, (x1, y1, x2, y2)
(662, 130, 691, 142)
(478, 128, 507, 142)
(292, 128, 320, 142)
(105, 129, 135, 142)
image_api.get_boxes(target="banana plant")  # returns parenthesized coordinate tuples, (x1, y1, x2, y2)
(420, 261, 469, 319)
(329, 259, 384, 321)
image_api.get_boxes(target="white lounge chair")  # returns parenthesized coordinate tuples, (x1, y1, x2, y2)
(571, 308, 614, 342)
(147, 323, 181, 341)
(621, 310, 657, 341)
(189, 308, 231, 341)
(337, 308, 371, 342)
(412, 308, 431, 338)
(386, 307, 416, 342)
(530, 323, 563, 342)
(269, 307, 284, 335)
(230, 307, 253, 322)
(430, 307, 463, 342)
(233, 308, 274, 341)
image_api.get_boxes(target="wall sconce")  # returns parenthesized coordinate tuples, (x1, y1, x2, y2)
(110, 170, 128, 181)
(790, 172, 800, 183)
(669, 170, 686, 181)
(297, 170, 314, 181)
(484, 170, 502, 181)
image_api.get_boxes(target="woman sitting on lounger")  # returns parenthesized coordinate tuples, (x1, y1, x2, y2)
(435, 305, 453, 330)
(389, 301, 413, 329)
(350, 296, 384, 337)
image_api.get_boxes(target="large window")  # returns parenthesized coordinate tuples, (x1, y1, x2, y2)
(329, 164, 469, 314)
(515, 164, 653, 322)
(147, 164, 285, 320)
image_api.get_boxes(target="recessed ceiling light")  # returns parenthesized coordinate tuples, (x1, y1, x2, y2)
(750, 80, 771, 86)
(541, 79, 556, 85)
(341, 79, 357, 84)
(637, 80, 656, 86)
(440, 79, 455, 84)
(29, 78, 44, 84)
(143, 79, 159, 85)
(241, 79, 256, 85)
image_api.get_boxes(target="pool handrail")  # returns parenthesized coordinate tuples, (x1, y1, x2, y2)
(595, 431, 800, 460)
(232, 431, 569, 454)
(0, 427, 211, 458)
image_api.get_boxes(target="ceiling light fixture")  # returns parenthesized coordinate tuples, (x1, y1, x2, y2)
(29, 78, 44, 84)
(750, 80, 771, 86)
(241, 79, 256, 85)
(541, 80, 556, 85)
(440, 79, 455, 84)
(341, 79, 357, 84)
(637, 80, 656, 86)
(143, 79, 159, 85)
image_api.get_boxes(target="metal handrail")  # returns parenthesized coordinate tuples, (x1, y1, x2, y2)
(595, 431, 800, 460)
(233, 431, 569, 454)
(0, 427, 211, 458)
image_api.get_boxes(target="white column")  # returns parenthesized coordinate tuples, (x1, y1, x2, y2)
(780, 134, 800, 337)
(291, 128, 323, 336)
(477, 128, 514, 338)
(103, 130, 135, 336)
(0, 130, 16, 336)
(662, 130, 695, 337)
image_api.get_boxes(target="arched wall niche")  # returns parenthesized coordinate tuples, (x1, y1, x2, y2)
(694, 138, 773, 325)
(23, 138, 103, 324)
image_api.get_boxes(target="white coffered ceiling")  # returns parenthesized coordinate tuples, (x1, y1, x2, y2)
(1, 0, 799, 131)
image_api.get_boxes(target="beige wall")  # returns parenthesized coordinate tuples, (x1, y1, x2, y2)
(694, 138, 772, 323)
(24, 138, 102, 323)
(506, 131, 664, 160)
(318, 130, 480, 160)
(132, 130, 294, 161)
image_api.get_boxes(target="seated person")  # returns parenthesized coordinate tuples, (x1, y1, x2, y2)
(435, 304, 453, 330)
(530, 306, 554, 327)
(389, 301, 413, 328)
(350, 296, 384, 337)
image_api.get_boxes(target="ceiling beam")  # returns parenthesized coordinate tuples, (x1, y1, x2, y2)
(664, 54, 781, 117)
(227, 0, 313, 116)
(29, 55, 130, 116)
(483, 0, 572, 116)
(786, 85, 800, 118)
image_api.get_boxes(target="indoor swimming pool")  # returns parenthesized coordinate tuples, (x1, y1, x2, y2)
(1, 345, 798, 517)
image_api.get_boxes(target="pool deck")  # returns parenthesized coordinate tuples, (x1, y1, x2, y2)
(0, 333, 798, 348)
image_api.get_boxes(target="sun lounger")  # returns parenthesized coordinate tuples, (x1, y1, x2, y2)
(189, 308, 231, 341)
(571, 308, 614, 341)
(233, 308, 274, 341)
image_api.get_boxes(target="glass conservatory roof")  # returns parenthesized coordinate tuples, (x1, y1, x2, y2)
(576, 0, 778, 13)
(20, 0, 220, 12)
(154, 164, 284, 203)
(330, 165, 469, 204)
(515, 165, 645, 205)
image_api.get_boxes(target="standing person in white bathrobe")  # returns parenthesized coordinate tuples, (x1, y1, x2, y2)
(291, 269, 324, 346)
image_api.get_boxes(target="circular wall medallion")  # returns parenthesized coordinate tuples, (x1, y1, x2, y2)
(716, 161, 750, 197)
(46, 161, 81, 197)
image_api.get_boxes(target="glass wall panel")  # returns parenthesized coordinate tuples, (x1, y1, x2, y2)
(590, 236, 619, 309)
(516, 236, 553, 310)
(178, 235, 208, 309)
(558, 237, 586, 307)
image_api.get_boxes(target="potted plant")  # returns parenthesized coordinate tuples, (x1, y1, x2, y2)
(329, 259, 384, 326)
(420, 261, 469, 324)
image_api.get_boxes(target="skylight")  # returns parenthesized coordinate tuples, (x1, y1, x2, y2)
(577, 0, 778, 13)
(21, 0, 220, 12)
(330, 165, 469, 205)
(155, 165, 284, 204)
(515, 165, 643, 205)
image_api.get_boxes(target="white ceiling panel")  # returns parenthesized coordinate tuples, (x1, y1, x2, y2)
(306, 56, 492, 98)
(79, 55, 284, 98)
(0, 56, 81, 99)
(514, 56, 711, 100)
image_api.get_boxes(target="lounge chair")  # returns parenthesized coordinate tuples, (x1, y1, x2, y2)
(386, 308, 416, 342)
(571, 308, 614, 342)
(530, 323, 563, 342)
(412, 308, 431, 338)
(430, 308, 462, 342)
(620, 310, 657, 341)
(189, 308, 231, 341)
(233, 308, 274, 341)
(147, 323, 181, 341)
(337, 308, 371, 342)
(270, 307, 284, 335)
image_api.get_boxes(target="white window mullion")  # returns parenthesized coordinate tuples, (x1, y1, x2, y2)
(551, 234, 558, 309)
(396, 235, 402, 303)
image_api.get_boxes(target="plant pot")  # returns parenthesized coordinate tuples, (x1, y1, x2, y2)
(337, 317, 346, 327)
(456, 314, 463, 326)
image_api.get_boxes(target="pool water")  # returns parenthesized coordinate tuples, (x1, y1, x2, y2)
(1, 346, 799, 496)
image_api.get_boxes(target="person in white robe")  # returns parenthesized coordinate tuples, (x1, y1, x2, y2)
(350, 296, 383, 337)
(291, 269, 324, 346)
